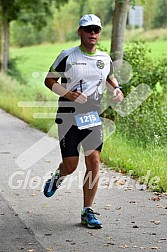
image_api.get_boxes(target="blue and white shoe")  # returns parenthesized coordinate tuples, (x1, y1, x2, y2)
(44, 170, 62, 198)
(81, 208, 102, 229)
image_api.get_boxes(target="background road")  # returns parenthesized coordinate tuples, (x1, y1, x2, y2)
(0, 109, 166, 252)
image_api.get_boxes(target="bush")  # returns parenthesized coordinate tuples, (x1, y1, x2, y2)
(105, 41, 167, 147)
(7, 57, 25, 83)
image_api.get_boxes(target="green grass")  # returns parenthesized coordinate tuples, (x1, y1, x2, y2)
(147, 41, 167, 59)
(101, 133, 167, 192)
(0, 73, 57, 135)
(10, 40, 167, 86)
(99, 40, 167, 59)
(1, 40, 166, 192)
(125, 28, 167, 43)
(10, 41, 79, 86)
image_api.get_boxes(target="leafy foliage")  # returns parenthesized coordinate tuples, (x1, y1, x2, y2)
(7, 56, 25, 82)
(105, 42, 167, 147)
(0, 0, 68, 28)
(153, 0, 167, 28)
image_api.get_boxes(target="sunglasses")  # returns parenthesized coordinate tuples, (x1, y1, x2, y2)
(81, 26, 101, 34)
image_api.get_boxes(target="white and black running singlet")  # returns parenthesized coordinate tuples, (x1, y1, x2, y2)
(49, 46, 113, 115)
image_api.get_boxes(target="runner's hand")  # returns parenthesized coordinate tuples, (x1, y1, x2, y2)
(68, 91, 87, 104)
(112, 88, 124, 102)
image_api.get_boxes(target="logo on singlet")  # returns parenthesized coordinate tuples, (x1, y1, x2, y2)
(71, 62, 87, 65)
(96, 60, 105, 69)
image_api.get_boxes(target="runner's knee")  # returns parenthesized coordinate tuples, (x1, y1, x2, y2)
(62, 158, 78, 175)
(85, 152, 100, 171)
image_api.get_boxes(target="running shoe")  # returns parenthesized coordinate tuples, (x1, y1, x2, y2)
(81, 208, 102, 229)
(44, 170, 62, 197)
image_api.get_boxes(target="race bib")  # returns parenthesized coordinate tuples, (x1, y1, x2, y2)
(75, 111, 102, 130)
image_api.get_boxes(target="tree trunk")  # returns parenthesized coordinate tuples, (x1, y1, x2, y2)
(1, 9, 9, 73)
(110, 0, 129, 60)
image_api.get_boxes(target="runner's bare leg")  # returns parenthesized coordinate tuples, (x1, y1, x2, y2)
(83, 150, 100, 207)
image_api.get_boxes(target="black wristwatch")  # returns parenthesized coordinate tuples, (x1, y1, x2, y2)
(114, 86, 122, 90)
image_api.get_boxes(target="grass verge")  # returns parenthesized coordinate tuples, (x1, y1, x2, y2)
(0, 73, 58, 136)
(101, 133, 167, 192)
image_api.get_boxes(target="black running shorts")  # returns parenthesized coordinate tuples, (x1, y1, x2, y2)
(58, 123, 103, 158)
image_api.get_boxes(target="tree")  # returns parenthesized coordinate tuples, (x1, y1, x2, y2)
(110, 0, 129, 60)
(153, 0, 167, 28)
(0, 0, 67, 73)
(52, 0, 80, 42)
(87, 0, 115, 26)
(0, 0, 15, 73)
(143, 0, 156, 30)
(110, 0, 145, 60)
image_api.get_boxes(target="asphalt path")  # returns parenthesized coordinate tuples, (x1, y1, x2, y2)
(0, 109, 167, 252)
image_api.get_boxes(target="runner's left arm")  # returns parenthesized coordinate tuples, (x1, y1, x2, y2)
(106, 76, 124, 102)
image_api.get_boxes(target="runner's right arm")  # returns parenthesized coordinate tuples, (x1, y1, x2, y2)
(45, 72, 87, 104)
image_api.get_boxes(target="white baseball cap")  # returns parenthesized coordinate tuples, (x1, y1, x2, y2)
(79, 14, 102, 28)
